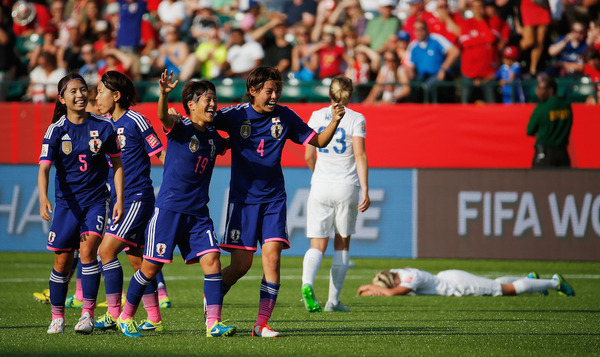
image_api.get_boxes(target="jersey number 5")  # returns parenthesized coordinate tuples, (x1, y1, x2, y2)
(79, 154, 88, 172)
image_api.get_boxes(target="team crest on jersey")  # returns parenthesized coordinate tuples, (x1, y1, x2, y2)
(271, 121, 283, 139)
(240, 124, 251, 139)
(62, 141, 72, 155)
(90, 130, 99, 137)
(117, 128, 126, 148)
(156, 243, 167, 256)
(189, 135, 199, 153)
(209, 139, 215, 158)
(230, 229, 241, 242)
(48, 231, 56, 243)
(89, 137, 102, 154)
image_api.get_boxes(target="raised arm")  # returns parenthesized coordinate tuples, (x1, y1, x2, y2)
(158, 69, 179, 130)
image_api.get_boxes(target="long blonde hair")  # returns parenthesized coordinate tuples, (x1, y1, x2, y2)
(329, 75, 353, 106)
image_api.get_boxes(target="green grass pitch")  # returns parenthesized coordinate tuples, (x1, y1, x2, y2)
(1, 252, 599, 356)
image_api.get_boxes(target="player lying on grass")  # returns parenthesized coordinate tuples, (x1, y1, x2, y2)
(358, 269, 575, 297)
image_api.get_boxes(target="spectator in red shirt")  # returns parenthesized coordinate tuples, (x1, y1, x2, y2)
(458, 0, 498, 103)
(11, 0, 52, 37)
(518, 0, 551, 76)
(403, 0, 444, 41)
(313, 25, 347, 79)
(583, 48, 600, 104)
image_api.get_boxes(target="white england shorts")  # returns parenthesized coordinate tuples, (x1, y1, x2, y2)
(436, 270, 503, 296)
(306, 182, 359, 238)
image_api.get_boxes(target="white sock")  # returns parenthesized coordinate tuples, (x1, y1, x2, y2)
(302, 248, 323, 286)
(512, 278, 558, 295)
(495, 276, 525, 284)
(328, 250, 349, 305)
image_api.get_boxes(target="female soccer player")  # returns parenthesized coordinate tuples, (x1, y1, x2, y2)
(93, 71, 166, 332)
(39, 73, 124, 334)
(301, 76, 370, 313)
(358, 269, 575, 297)
(216, 66, 345, 337)
(117, 70, 235, 338)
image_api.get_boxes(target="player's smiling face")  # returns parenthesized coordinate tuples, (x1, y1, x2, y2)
(251, 80, 282, 114)
(95, 81, 117, 116)
(190, 90, 218, 125)
(60, 80, 88, 112)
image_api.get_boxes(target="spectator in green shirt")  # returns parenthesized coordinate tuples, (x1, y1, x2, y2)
(362, 0, 399, 54)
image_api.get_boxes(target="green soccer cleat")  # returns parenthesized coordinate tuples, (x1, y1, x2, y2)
(65, 295, 83, 308)
(206, 321, 236, 337)
(137, 319, 165, 332)
(117, 315, 142, 337)
(94, 311, 118, 331)
(552, 273, 575, 297)
(527, 272, 548, 296)
(34, 289, 50, 304)
(159, 296, 171, 309)
(301, 284, 322, 313)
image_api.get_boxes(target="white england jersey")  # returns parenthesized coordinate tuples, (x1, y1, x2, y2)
(391, 268, 503, 296)
(307, 106, 366, 186)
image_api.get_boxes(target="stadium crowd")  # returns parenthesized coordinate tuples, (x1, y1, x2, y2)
(1, 0, 599, 104)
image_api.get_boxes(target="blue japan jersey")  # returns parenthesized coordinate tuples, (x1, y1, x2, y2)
(215, 103, 315, 204)
(39, 113, 121, 205)
(109, 110, 164, 201)
(155, 118, 227, 215)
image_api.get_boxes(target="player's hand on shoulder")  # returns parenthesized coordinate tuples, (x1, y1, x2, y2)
(332, 103, 345, 122)
(168, 106, 182, 122)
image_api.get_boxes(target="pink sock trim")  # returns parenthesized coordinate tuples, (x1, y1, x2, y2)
(107, 293, 122, 318)
(142, 293, 161, 323)
(75, 278, 83, 301)
(206, 305, 222, 327)
(121, 301, 138, 321)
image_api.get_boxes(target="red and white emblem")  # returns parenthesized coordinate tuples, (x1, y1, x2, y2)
(156, 243, 167, 255)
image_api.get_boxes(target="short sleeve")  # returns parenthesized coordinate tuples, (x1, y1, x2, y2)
(282, 107, 314, 146)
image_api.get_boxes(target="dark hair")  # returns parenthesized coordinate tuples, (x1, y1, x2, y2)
(100, 71, 137, 109)
(52, 73, 88, 123)
(245, 66, 282, 104)
(537, 72, 557, 94)
(181, 80, 217, 115)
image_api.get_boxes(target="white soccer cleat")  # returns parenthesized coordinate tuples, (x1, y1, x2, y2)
(324, 301, 350, 312)
(47, 318, 65, 334)
(252, 323, 281, 337)
(74, 312, 94, 334)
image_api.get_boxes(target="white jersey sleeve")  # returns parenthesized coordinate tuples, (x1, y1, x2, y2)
(392, 268, 441, 295)
(308, 106, 366, 186)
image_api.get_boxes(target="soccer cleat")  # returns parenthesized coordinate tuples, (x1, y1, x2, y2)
(137, 320, 165, 332)
(117, 315, 142, 337)
(74, 312, 94, 334)
(324, 301, 350, 312)
(528, 272, 548, 296)
(301, 284, 322, 313)
(552, 273, 575, 297)
(159, 296, 171, 309)
(252, 322, 280, 338)
(94, 311, 118, 331)
(65, 295, 83, 308)
(34, 289, 51, 304)
(47, 318, 65, 334)
(206, 321, 236, 337)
